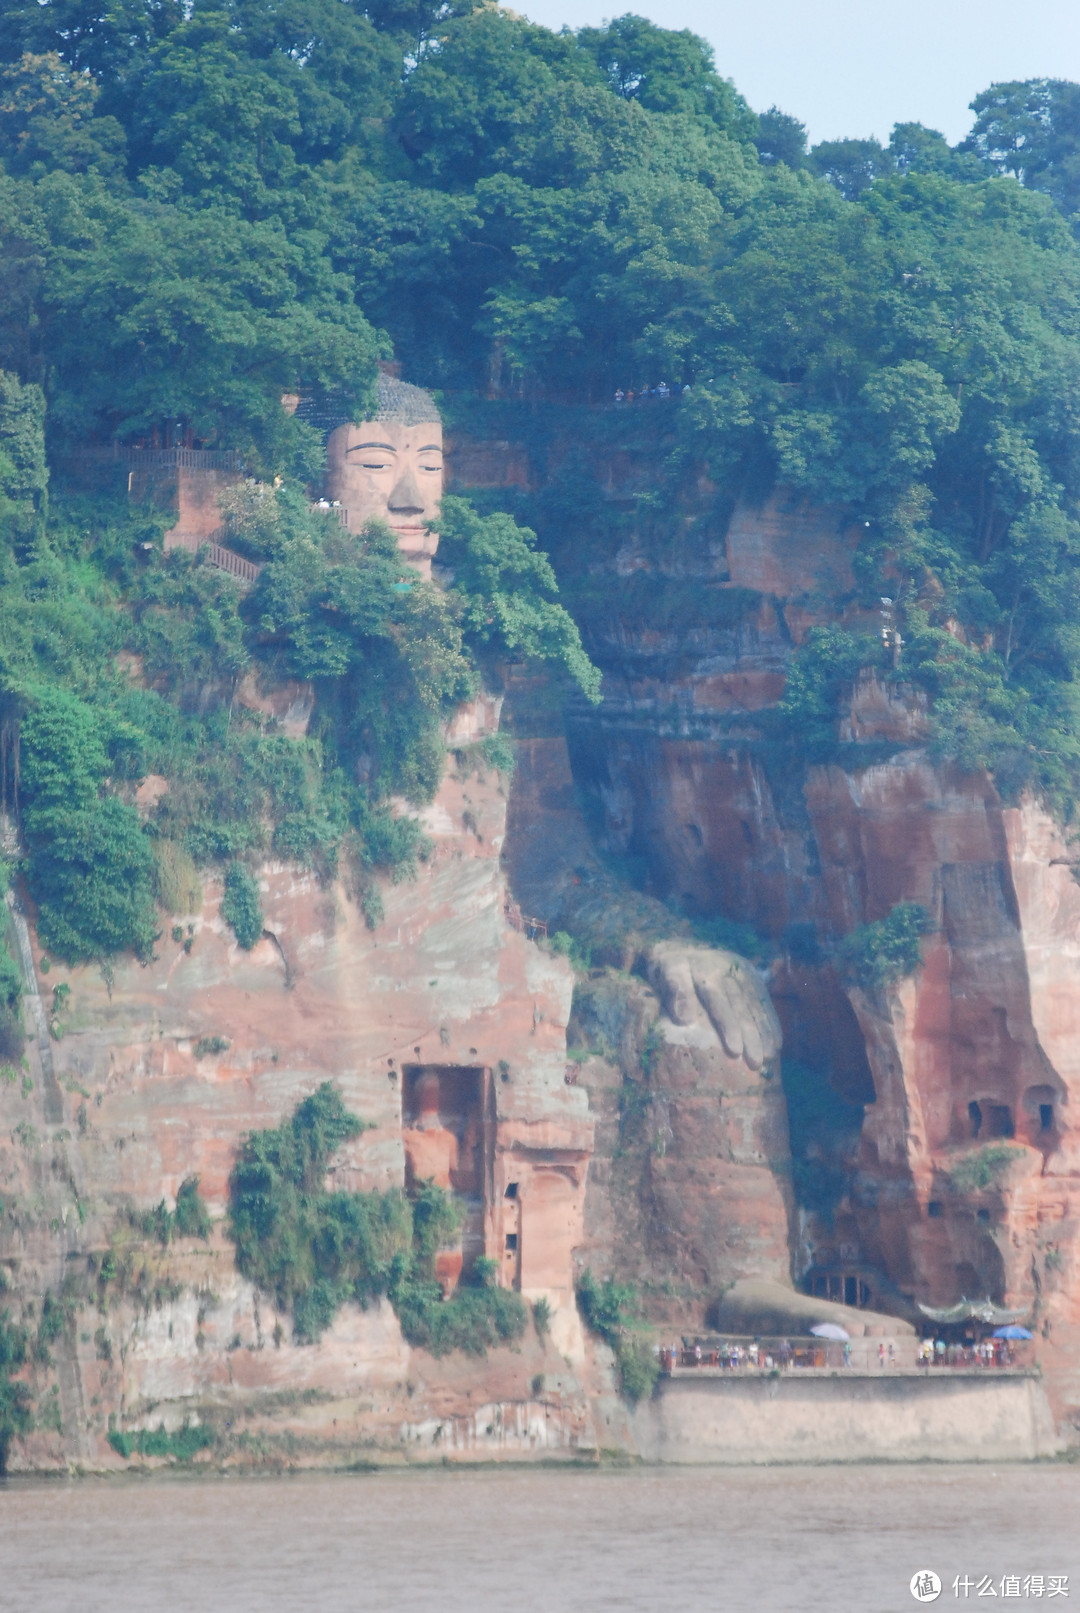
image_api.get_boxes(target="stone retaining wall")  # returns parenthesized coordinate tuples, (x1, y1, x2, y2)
(628, 1372, 1060, 1464)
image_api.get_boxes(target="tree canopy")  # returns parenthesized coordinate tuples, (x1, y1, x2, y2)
(2, 3, 1080, 964)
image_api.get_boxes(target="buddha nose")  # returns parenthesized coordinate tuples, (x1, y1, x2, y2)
(388, 467, 425, 517)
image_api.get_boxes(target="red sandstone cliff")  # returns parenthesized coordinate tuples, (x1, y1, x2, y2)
(0, 699, 613, 1470)
(482, 460, 1080, 1442)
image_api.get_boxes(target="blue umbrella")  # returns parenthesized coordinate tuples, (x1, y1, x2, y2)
(992, 1325, 1032, 1340)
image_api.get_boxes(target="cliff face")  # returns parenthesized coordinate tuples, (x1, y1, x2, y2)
(554, 488, 1080, 1432)
(0, 699, 609, 1469)
(470, 449, 1080, 1437)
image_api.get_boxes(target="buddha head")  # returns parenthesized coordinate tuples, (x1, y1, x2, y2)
(414, 1069, 443, 1131)
(320, 375, 443, 578)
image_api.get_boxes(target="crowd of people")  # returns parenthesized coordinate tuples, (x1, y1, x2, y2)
(658, 1336, 1027, 1373)
(660, 1341, 798, 1372)
(613, 383, 691, 404)
(918, 1338, 1020, 1368)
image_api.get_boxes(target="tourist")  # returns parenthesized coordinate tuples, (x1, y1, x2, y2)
(843, 1341, 852, 1368)
(780, 1338, 792, 1369)
(694, 1343, 702, 1367)
(878, 1342, 886, 1369)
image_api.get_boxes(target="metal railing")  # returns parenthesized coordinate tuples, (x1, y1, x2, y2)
(660, 1335, 1036, 1376)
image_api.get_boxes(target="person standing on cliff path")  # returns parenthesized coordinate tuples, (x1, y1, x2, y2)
(878, 1342, 886, 1369)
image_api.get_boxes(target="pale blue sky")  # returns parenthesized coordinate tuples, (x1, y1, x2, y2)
(517, 0, 1080, 146)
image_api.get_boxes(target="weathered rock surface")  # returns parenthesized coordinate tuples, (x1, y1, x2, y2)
(0, 700, 604, 1468)
(550, 480, 1080, 1440)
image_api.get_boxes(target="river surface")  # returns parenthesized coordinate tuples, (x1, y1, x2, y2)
(2, 1463, 1077, 1613)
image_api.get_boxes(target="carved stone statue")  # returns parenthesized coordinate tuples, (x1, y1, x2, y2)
(303, 374, 444, 579)
(402, 1068, 458, 1192)
(402, 1068, 464, 1296)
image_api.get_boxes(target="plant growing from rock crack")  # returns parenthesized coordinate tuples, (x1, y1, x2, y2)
(838, 902, 933, 992)
(947, 1143, 1026, 1193)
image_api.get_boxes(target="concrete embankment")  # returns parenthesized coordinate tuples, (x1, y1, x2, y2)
(628, 1372, 1061, 1464)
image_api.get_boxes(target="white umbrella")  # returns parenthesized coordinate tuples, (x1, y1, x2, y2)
(810, 1323, 850, 1341)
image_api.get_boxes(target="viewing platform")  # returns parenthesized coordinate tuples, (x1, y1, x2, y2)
(662, 1334, 1037, 1377)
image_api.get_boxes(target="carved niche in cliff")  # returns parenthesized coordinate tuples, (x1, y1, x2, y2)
(402, 1063, 491, 1287)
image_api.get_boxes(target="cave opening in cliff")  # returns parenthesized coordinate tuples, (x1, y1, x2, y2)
(969, 1100, 982, 1138)
(987, 1104, 1014, 1139)
(401, 1064, 494, 1274)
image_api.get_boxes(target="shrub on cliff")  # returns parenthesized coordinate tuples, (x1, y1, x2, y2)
(0, 1310, 31, 1474)
(777, 628, 880, 750)
(16, 689, 158, 964)
(0, 875, 24, 1063)
(838, 902, 933, 993)
(221, 863, 263, 951)
(127, 1176, 212, 1245)
(437, 497, 601, 704)
(576, 1268, 659, 1403)
(947, 1144, 1027, 1194)
(227, 1085, 526, 1350)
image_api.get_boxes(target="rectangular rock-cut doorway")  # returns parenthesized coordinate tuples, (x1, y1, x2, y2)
(401, 1064, 493, 1276)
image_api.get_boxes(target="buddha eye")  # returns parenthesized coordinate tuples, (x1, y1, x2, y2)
(360, 460, 392, 470)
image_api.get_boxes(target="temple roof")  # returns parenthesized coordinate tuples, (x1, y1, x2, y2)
(917, 1299, 1031, 1324)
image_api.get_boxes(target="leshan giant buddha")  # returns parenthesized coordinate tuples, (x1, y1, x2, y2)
(298, 375, 444, 580)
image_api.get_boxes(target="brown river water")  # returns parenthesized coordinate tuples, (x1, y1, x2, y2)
(1, 1463, 1077, 1613)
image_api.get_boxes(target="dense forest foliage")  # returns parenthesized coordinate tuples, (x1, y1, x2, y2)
(1, 0, 1080, 964)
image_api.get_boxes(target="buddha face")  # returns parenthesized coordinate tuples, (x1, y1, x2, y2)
(325, 418, 443, 576)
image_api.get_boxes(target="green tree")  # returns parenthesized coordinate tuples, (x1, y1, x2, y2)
(809, 136, 885, 199)
(437, 496, 601, 701)
(964, 79, 1080, 217)
(754, 106, 807, 169)
(576, 14, 756, 135)
(0, 52, 126, 180)
(0, 369, 46, 547)
(17, 687, 158, 962)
